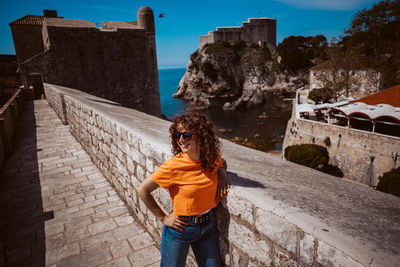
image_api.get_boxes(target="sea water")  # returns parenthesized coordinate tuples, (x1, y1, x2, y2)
(159, 68, 187, 119)
(158, 68, 292, 152)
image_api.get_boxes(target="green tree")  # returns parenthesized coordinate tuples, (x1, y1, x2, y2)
(316, 39, 362, 100)
(342, 0, 400, 89)
(277, 35, 327, 73)
(307, 87, 334, 103)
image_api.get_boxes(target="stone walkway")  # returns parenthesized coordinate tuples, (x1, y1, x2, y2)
(0, 100, 160, 266)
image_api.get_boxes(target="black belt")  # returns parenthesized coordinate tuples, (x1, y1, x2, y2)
(180, 208, 216, 224)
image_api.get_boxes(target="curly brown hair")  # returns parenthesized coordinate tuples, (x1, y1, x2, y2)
(169, 113, 220, 172)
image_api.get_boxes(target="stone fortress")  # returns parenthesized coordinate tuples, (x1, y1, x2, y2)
(9, 7, 161, 116)
(199, 17, 276, 49)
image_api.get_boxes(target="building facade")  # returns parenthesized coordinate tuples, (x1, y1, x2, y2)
(309, 61, 380, 100)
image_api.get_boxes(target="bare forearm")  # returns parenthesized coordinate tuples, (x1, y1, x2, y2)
(138, 191, 166, 221)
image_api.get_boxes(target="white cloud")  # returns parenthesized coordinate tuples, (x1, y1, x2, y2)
(274, 0, 372, 11)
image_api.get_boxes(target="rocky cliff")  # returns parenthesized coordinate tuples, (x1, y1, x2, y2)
(173, 41, 308, 110)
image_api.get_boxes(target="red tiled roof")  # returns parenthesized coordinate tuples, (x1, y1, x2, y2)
(309, 61, 332, 71)
(351, 85, 400, 107)
(10, 15, 44, 26)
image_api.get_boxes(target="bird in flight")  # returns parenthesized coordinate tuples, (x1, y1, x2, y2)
(159, 13, 165, 18)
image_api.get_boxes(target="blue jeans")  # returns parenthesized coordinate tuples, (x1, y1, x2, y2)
(160, 213, 221, 267)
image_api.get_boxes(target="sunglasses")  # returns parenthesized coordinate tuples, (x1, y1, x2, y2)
(173, 132, 193, 142)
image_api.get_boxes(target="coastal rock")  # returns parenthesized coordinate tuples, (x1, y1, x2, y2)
(185, 91, 211, 111)
(223, 89, 264, 110)
(258, 112, 268, 119)
(174, 41, 308, 111)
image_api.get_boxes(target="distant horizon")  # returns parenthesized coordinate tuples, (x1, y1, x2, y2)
(0, 0, 382, 69)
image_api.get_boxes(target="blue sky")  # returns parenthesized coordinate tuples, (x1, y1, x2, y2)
(0, 0, 380, 69)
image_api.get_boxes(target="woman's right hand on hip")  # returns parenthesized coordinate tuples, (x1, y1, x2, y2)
(162, 214, 189, 231)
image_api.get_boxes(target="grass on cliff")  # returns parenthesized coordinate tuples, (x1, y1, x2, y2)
(202, 41, 271, 61)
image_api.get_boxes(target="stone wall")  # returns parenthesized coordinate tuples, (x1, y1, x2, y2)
(0, 88, 23, 169)
(199, 18, 276, 49)
(10, 8, 161, 117)
(44, 83, 400, 267)
(9, 24, 44, 64)
(282, 116, 400, 187)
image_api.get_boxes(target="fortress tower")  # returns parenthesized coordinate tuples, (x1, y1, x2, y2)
(199, 18, 277, 50)
(9, 7, 161, 117)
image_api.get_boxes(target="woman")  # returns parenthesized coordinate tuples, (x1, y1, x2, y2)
(138, 113, 229, 267)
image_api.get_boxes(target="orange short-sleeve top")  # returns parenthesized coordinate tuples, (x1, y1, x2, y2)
(151, 153, 223, 216)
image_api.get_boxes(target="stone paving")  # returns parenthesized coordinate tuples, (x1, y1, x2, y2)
(0, 100, 161, 266)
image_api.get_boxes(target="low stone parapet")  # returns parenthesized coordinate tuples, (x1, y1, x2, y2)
(0, 88, 23, 169)
(44, 83, 400, 267)
(283, 117, 400, 187)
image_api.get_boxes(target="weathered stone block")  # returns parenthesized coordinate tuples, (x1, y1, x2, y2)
(138, 153, 146, 166)
(111, 144, 118, 156)
(113, 223, 144, 241)
(146, 158, 154, 173)
(139, 198, 148, 214)
(126, 157, 136, 174)
(226, 194, 253, 225)
(128, 232, 155, 251)
(139, 140, 151, 155)
(116, 159, 128, 178)
(110, 239, 131, 258)
(136, 165, 145, 181)
(150, 149, 164, 164)
(128, 245, 160, 266)
(158, 188, 171, 209)
(131, 149, 140, 163)
(317, 240, 363, 267)
(228, 220, 271, 265)
(88, 218, 118, 235)
(117, 148, 125, 163)
(255, 209, 297, 253)
(130, 175, 141, 189)
(232, 247, 240, 267)
(300, 232, 314, 265)
(273, 245, 296, 267)
(46, 243, 80, 265)
(124, 143, 131, 156)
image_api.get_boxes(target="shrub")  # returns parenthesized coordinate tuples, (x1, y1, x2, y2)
(190, 50, 199, 62)
(232, 40, 247, 52)
(308, 87, 334, 103)
(284, 144, 329, 169)
(203, 41, 232, 55)
(249, 43, 260, 49)
(376, 167, 400, 197)
(200, 61, 218, 81)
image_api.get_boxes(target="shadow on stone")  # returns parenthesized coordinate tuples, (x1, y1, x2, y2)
(0, 101, 46, 266)
(216, 198, 231, 267)
(227, 171, 265, 188)
(86, 97, 121, 107)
